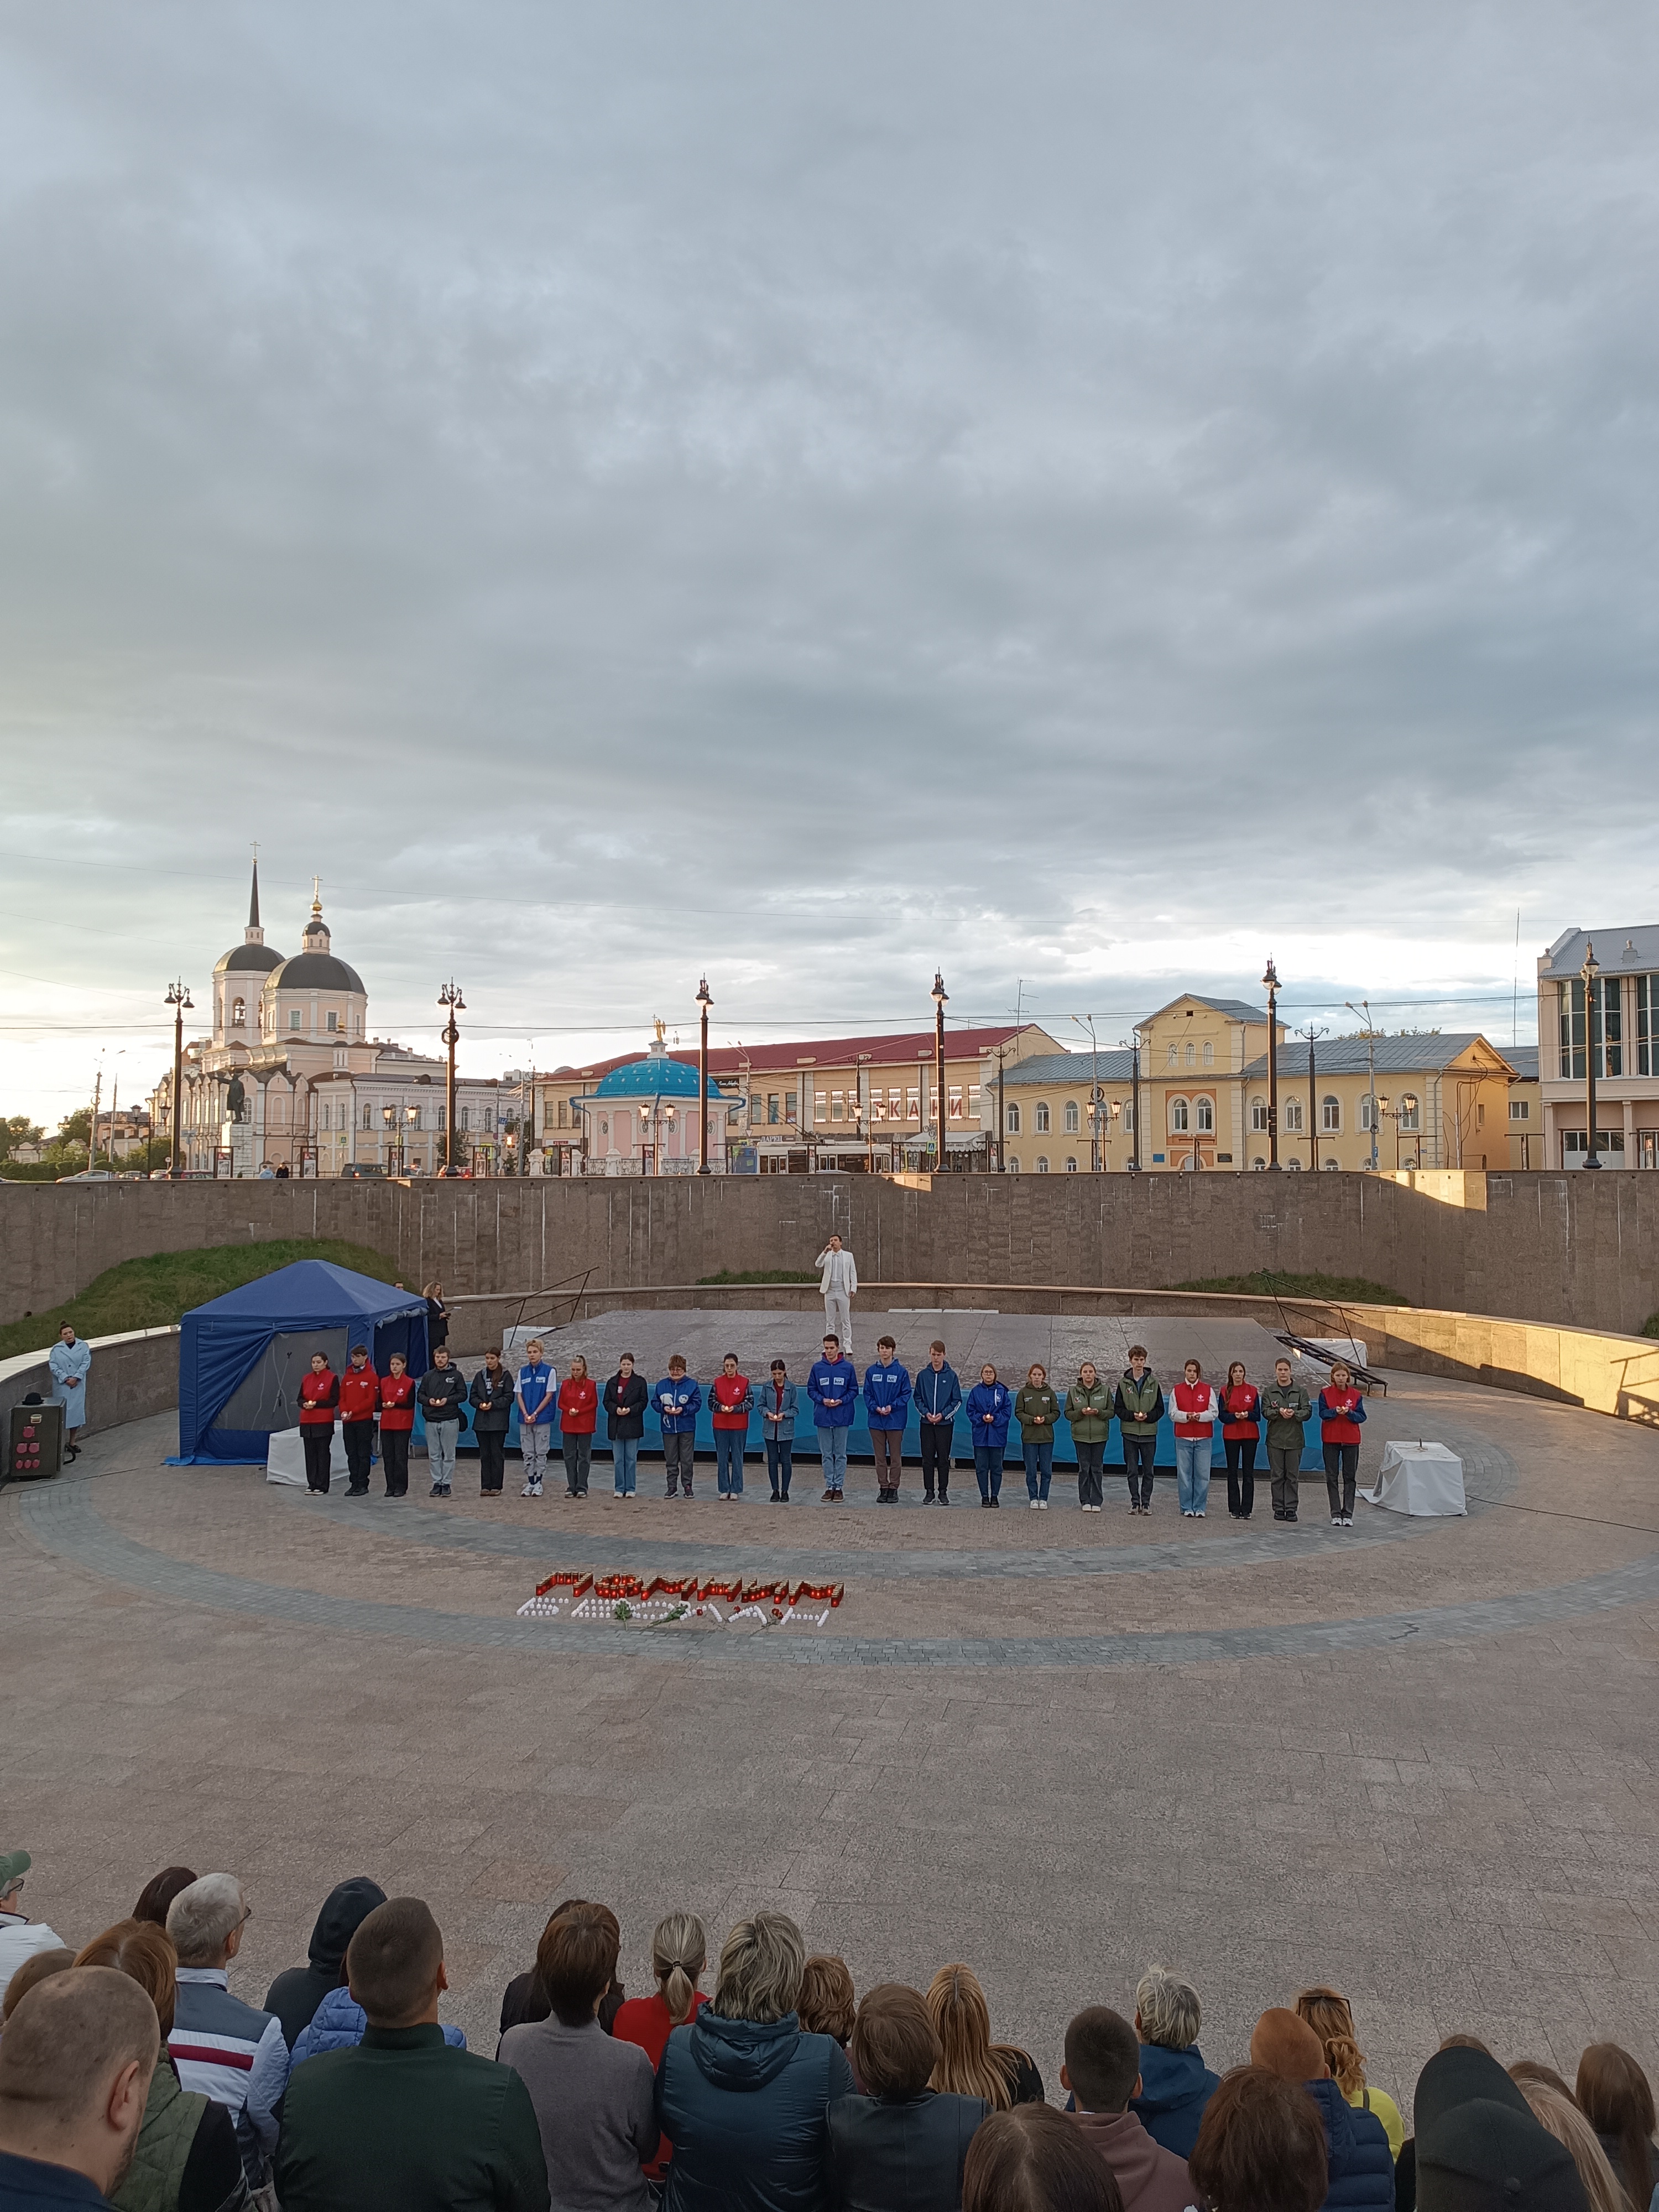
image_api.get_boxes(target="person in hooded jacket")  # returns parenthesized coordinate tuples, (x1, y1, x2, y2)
(292, 1984, 466, 2067)
(469, 1350, 515, 1497)
(1126, 1968, 1219, 2162)
(656, 1909, 853, 2212)
(1249, 2010, 1392, 2211)
(1061, 2007, 1193, 2212)
(964, 1368, 1011, 1507)
(263, 1878, 388, 2049)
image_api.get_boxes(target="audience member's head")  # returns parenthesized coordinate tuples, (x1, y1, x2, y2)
(346, 1897, 446, 2030)
(1249, 2007, 1328, 2085)
(0, 1854, 28, 1914)
(1062, 2007, 1141, 2115)
(1188, 2066, 1329, 2212)
(536, 1903, 620, 2027)
(1134, 1965, 1201, 2053)
(131, 1866, 197, 1931)
(73, 1921, 179, 2037)
(709, 1911, 805, 2026)
(963, 2103, 1124, 2212)
(0, 1968, 159, 2198)
(1413, 2044, 1588, 2212)
(1294, 1984, 1369, 2098)
(649, 1912, 706, 2027)
(165, 1874, 249, 1969)
(798, 1955, 857, 2045)
(927, 1964, 1014, 2112)
(851, 1985, 941, 2102)
(1438, 2034, 1493, 2055)
(1576, 2043, 1656, 2212)
(2, 1950, 75, 2026)
(1511, 2076, 1624, 2212)
(1507, 2058, 1574, 2099)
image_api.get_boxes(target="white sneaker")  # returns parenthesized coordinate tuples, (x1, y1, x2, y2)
(1331, 1513, 1343, 1524)
(1039, 1499, 1049, 1510)
(1029, 1499, 1041, 1510)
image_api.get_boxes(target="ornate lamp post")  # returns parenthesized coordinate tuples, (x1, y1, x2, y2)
(931, 971, 948, 1172)
(1261, 960, 1281, 1170)
(1580, 940, 1602, 1167)
(438, 982, 465, 1169)
(165, 979, 193, 1178)
(696, 975, 712, 1173)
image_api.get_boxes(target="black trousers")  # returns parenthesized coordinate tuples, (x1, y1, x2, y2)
(1076, 1438, 1105, 1506)
(1323, 1441, 1359, 1516)
(1123, 1434, 1157, 1507)
(477, 1429, 507, 1492)
(302, 1426, 334, 1493)
(1223, 1434, 1258, 1517)
(381, 1429, 410, 1495)
(919, 1426, 953, 1498)
(343, 1421, 374, 1492)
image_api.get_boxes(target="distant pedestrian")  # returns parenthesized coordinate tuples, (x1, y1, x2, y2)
(654, 1358, 701, 1499)
(966, 1365, 1011, 1507)
(914, 1341, 960, 1506)
(710, 1354, 753, 1501)
(815, 1233, 858, 1354)
(1220, 1363, 1260, 1521)
(1317, 1361, 1367, 1526)
(469, 1349, 514, 1497)
(275, 1161, 290, 1179)
(299, 1352, 340, 1496)
(1065, 1362, 1112, 1512)
(339, 1343, 380, 1497)
(517, 1338, 557, 1499)
(603, 1353, 648, 1499)
(760, 1361, 799, 1502)
(1261, 1358, 1312, 1525)
(418, 1344, 466, 1498)
(863, 1337, 911, 1504)
(49, 1323, 91, 1463)
(1014, 1363, 1060, 1510)
(1114, 1350, 1164, 1517)
(557, 1356, 598, 1498)
(1171, 1359, 1218, 1519)
(421, 1281, 450, 1353)
(808, 1334, 858, 1502)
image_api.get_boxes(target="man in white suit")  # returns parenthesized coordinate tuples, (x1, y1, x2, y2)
(815, 1233, 858, 1355)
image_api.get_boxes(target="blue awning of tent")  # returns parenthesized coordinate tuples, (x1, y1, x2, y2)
(172, 1259, 430, 1464)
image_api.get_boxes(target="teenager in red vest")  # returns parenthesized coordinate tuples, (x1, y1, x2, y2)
(1171, 1358, 1219, 1517)
(377, 1349, 418, 1498)
(1220, 1360, 1261, 1521)
(338, 1343, 380, 1496)
(557, 1355, 598, 1497)
(298, 1352, 340, 1495)
(1317, 1360, 1368, 1525)
(709, 1353, 753, 1501)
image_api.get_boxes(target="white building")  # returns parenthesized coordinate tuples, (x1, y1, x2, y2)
(1536, 925, 1659, 1170)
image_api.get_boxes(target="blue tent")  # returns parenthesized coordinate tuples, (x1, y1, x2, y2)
(174, 1260, 430, 1464)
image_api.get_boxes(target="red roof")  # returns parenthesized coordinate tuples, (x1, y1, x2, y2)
(550, 1024, 1038, 1083)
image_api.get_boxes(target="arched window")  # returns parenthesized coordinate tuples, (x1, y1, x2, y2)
(1006, 1103, 1021, 1134)
(1284, 1098, 1303, 1132)
(1171, 1098, 1189, 1133)
(1063, 1100, 1079, 1133)
(1202, 1040, 1214, 1066)
(1036, 1156, 1050, 1173)
(1322, 1095, 1340, 1131)
(1360, 1095, 1375, 1131)
(1252, 1157, 1266, 1171)
(1035, 1102, 1051, 1133)
(231, 996, 246, 1026)
(1196, 1098, 1214, 1133)
(1400, 1094, 1420, 1130)
(1166, 1044, 1177, 1068)
(1250, 1097, 1269, 1130)
(1321, 1157, 1340, 1170)
(1185, 1042, 1196, 1066)
(1008, 1154, 1021, 1173)
(1065, 1156, 1078, 1172)
(1121, 1103, 1134, 1133)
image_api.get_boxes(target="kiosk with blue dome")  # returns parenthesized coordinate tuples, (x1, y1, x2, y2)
(576, 1027, 726, 1175)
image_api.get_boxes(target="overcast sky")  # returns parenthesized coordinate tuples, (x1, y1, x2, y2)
(5, 2, 1656, 1123)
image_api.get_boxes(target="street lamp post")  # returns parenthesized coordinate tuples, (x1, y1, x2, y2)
(696, 976, 712, 1173)
(1072, 1015, 1103, 1172)
(1298, 1024, 1327, 1170)
(1346, 999, 1380, 1170)
(438, 982, 465, 1170)
(1580, 941, 1602, 1168)
(1262, 960, 1281, 1171)
(1122, 1030, 1144, 1173)
(931, 971, 948, 1172)
(165, 980, 193, 1178)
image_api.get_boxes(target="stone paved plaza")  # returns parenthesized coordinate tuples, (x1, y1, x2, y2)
(7, 1308, 1659, 2122)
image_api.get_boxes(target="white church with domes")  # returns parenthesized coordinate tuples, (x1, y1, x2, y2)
(152, 862, 517, 1176)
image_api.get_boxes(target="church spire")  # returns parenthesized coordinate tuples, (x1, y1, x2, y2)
(244, 847, 264, 946)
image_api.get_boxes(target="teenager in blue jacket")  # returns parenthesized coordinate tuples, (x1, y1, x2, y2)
(912, 1340, 961, 1506)
(964, 1364, 1011, 1507)
(862, 1336, 911, 1505)
(654, 1356, 702, 1499)
(807, 1333, 858, 1503)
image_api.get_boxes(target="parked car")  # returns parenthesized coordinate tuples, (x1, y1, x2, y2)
(339, 1161, 386, 1179)
(56, 1170, 116, 1182)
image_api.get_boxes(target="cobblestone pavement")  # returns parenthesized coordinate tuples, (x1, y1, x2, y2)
(7, 1330, 1659, 2124)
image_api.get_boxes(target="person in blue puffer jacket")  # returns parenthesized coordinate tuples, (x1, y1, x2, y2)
(806, 1335, 858, 1503)
(290, 1980, 467, 2067)
(655, 1358, 703, 1500)
(862, 1338, 911, 1506)
(964, 1365, 1011, 1508)
(1250, 2009, 1393, 2210)
(1128, 1965, 1220, 2159)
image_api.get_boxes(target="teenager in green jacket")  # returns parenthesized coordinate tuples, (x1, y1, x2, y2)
(1065, 1363, 1113, 1511)
(1014, 1364, 1061, 1509)
(1113, 1349, 1165, 1515)
(1260, 1358, 1313, 1524)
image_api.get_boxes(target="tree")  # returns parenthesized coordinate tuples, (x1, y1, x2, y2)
(58, 1108, 92, 1147)
(0, 1115, 43, 1163)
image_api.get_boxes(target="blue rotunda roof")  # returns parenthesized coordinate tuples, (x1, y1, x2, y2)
(592, 1041, 721, 1100)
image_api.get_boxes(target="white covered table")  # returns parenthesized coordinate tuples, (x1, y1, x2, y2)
(265, 1426, 348, 1486)
(1360, 1440, 1465, 1517)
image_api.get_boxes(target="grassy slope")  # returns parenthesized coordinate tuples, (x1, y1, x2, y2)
(1172, 1269, 1409, 1306)
(0, 1239, 400, 1361)
(696, 1268, 820, 1285)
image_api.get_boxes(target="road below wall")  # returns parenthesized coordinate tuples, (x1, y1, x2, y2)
(2, 1171, 1655, 1338)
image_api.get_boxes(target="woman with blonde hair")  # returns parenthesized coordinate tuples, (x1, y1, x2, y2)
(613, 1912, 709, 2183)
(926, 1964, 1043, 2110)
(1511, 2072, 1627, 2212)
(1294, 1984, 1404, 2159)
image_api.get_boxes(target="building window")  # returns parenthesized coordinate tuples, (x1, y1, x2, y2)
(1564, 1130, 1626, 1161)
(1065, 1156, 1078, 1172)
(231, 997, 246, 1025)
(1036, 1156, 1050, 1173)
(1166, 1044, 1177, 1067)
(785, 1092, 797, 1123)
(1196, 1098, 1214, 1133)
(327, 1011, 338, 1032)
(1121, 1103, 1134, 1133)
(967, 1085, 980, 1117)
(1560, 977, 1623, 1079)
(1399, 1094, 1420, 1131)
(437, 1105, 446, 1131)
(1359, 1095, 1375, 1131)
(1185, 1042, 1196, 1066)
(1284, 1098, 1303, 1133)
(1202, 1040, 1214, 1067)
(1476, 1102, 1485, 1128)
(1251, 1097, 1268, 1131)
(1008, 1155, 1021, 1173)
(1322, 1095, 1340, 1132)
(1639, 975, 1658, 1076)
(1006, 1103, 1021, 1134)
(556, 1099, 568, 1129)
(409, 1107, 421, 1131)
(949, 1087, 963, 1119)
(290, 1009, 302, 1029)
(459, 1107, 470, 1130)
(1171, 1098, 1189, 1133)
(363, 1103, 373, 1130)
(319, 1103, 330, 1131)
(1510, 1098, 1530, 1121)
(1035, 1102, 1051, 1133)
(1063, 1100, 1079, 1133)
(768, 1093, 780, 1125)
(831, 1092, 845, 1121)
(907, 1088, 920, 1120)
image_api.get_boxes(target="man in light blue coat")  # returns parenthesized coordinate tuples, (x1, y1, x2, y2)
(806, 1334, 858, 1503)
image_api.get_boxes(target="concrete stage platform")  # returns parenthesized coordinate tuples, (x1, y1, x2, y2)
(7, 1309, 1659, 2117)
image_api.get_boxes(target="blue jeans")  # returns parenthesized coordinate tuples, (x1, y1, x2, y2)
(1023, 1439, 1054, 1500)
(715, 1432, 745, 1494)
(819, 1430, 848, 1490)
(612, 1436, 639, 1494)
(765, 1438, 794, 1496)
(1176, 1437, 1212, 1513)
(973, 1445, 1004, 1500)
